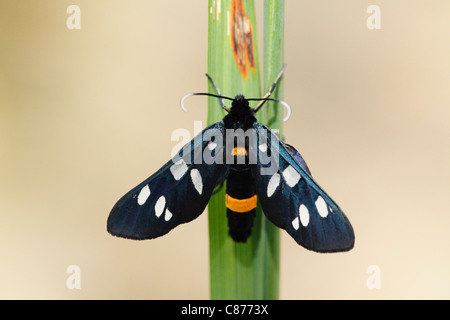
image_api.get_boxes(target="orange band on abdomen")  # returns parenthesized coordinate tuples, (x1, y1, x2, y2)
(225, 194, 257, 213)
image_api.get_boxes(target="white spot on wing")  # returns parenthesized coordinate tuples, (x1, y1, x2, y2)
(292, 217, 299, 230)
(164, 208, 173, 221)
(190, 169, 203, 195)
(299, 204, 309, 227)
(170, 158, 188, 181)
(207, 141, 217, 150)
(137, 185, 150, 205)
(315, 196, 328, 218)
(267, 173, 280, 197)
(259, 143, 267, 153)
(282, 165, 301, 188)
(155, 196, 166, 218)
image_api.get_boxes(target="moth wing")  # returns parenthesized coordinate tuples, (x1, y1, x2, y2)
(251, 123, 355, 252)
(107, 122, 228, 240)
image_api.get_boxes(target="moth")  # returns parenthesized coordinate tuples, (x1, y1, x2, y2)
(107, 66, 355, 253)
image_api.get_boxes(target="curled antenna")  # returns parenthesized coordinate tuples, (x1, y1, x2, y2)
(180, 65, 291, 121)
(180, 92, 233, 113)
(248, 97, 292, 122)
(180, 73, 233, 113)
(180, 92, 195, 112)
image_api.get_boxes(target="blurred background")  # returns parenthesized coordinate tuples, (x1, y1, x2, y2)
(0, 0, 449, 299)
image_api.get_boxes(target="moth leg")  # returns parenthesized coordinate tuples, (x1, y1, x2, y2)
(205, 73, 229, 112)
(212, 181, 224, 195)
(254, 64, 287, 112)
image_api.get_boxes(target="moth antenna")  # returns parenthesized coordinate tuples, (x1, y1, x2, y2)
(180, 93, 195, 112)
(180, 92, 233, 113)
(180, 73, 232, 113)
(249, 97, 291, 122)
(276, 98, 291, 122)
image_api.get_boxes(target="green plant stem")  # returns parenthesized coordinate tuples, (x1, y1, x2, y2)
(207, 0, 284, 300)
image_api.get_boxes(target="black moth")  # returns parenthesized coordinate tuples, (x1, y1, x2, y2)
(107, 66, 354, 253)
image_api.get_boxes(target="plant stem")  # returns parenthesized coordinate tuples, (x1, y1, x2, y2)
(207, 0, 284, 300)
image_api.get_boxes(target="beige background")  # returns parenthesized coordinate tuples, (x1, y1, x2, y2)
(1, 1, 449, 299)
